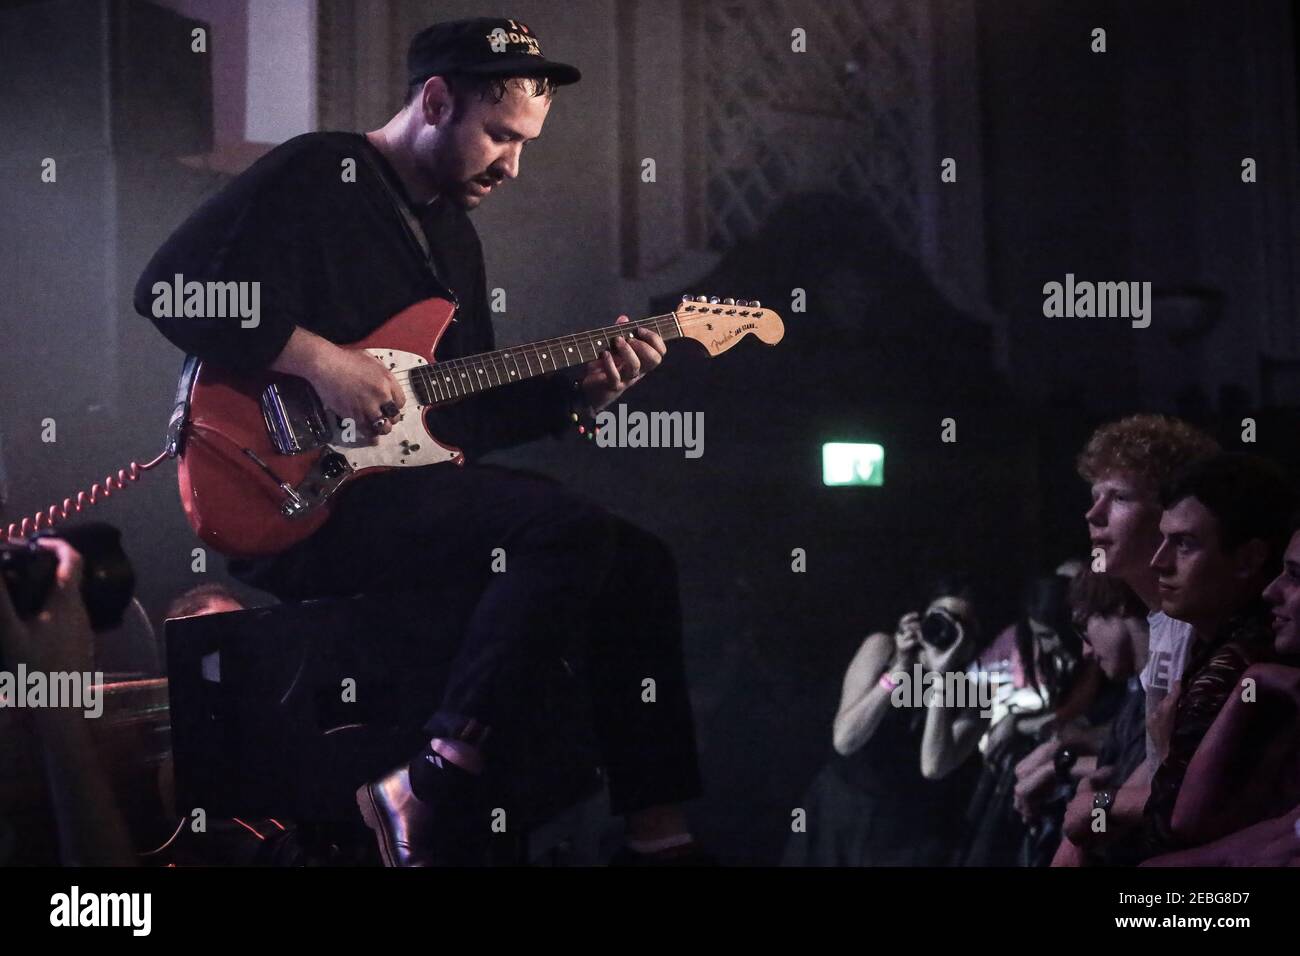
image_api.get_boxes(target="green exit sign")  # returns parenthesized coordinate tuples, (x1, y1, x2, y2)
(822, 443, 884, 486)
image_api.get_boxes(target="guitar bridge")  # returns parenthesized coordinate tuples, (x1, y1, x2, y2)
(261, 379, 331, 454)
(281, 451, 351, 518)
(239, 447, 351, 519)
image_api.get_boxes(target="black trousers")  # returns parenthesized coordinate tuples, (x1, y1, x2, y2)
(229, 462, 703, 816)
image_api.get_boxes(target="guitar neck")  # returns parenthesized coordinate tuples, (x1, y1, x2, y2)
(410, 312, 683, 404)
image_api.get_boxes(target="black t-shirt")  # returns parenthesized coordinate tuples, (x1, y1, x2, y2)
(134, 131, 574, 461)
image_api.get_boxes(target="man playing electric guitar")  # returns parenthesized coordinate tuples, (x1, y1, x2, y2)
(136, 18, 709, 866)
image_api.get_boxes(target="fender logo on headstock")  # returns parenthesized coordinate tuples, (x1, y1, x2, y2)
(710, 322, 757, 350)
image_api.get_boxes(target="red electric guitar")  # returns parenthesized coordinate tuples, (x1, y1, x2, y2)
(174, 294, 784, 557)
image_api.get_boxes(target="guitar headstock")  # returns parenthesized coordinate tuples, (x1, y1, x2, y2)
(673, 295, 785, 357)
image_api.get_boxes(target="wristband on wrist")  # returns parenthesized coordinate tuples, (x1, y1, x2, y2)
(568, 380, 599, 440)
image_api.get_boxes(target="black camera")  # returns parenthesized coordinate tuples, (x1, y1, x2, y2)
(920, 606, 965, 652)
(0, 522, 135, 633)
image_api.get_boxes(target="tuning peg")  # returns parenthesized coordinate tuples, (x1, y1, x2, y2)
(681, 294, 693, 302)
(722, 297, 735, 305)
(750, 300, 761, 308)
(696, 295, 709, 303)
(709, 296, 721, 304)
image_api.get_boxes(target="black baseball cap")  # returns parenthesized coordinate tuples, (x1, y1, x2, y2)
(407, 17, 581, 88)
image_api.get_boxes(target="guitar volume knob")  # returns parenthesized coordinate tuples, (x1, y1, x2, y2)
(320, 452, 348, 479)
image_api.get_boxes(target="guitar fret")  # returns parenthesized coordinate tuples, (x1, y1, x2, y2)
(545, 339, 565, 370)
(422, 367, 442, 403)
(502, 352, 515, 383)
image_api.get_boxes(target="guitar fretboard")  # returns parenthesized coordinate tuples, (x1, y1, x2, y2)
(410, 313, 683, 404)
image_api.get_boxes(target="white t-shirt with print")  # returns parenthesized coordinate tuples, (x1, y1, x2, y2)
(1141, 610, 1192, 693)
(1141, 609, 1193, 766)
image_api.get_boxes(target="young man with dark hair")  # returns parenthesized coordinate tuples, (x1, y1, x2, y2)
(1141, 512, 1300, 865)
(1263, 510, 1300, 659)
(1013, 567, 1149, 828)
(1140, 453, 1297, 858)
(1135, 509, 1300, 864)
(136, 18, 705, 866)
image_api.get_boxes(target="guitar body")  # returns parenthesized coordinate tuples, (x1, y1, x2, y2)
(179, 297, 463, 558)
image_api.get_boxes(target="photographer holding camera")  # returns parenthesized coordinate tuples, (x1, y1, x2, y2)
(1, 533, 134, 866)
(783, 578, 985, 866)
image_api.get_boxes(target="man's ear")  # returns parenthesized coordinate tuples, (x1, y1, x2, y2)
(417, 76, 455, 126)
(1234, 538, 1270, 580)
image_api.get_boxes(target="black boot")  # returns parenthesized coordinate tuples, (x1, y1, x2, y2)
(356, 756, 490, 867)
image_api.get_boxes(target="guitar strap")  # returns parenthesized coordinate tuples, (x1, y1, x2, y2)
(357, 143, 458, 310)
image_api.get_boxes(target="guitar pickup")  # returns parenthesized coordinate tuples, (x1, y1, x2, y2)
(261, 379, 331, 455)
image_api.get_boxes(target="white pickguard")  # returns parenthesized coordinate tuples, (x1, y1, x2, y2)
(329, 348, 460, 470)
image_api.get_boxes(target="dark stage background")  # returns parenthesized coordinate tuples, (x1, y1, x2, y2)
(2, 0, 1299, 864)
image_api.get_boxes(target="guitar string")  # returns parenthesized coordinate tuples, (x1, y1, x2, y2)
(392, 304, 757, 399)
(400, 320, 679, 405)
(395, 313, 678, 384)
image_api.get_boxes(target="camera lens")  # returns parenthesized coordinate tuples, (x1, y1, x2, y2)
(921, 609, 961, 651)
(0, 522, 134, 633)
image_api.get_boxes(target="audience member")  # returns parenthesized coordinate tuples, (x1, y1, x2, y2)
(783, 578, 984, 865)
(0, 537, 135, 866)
(1052, 415, 1218, 864)
(1140, 454, 1297, 859)
(1014, 568, 1148, 837)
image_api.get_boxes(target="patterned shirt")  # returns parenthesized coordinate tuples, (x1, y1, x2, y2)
(1142, 601, 1275, 857)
